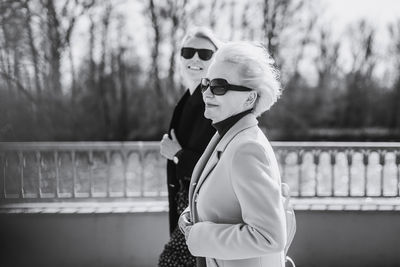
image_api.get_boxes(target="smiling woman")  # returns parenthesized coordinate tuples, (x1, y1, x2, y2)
(179, 32, 221, 92)
(158, 27, 222, 267)
(180, 38, 215, 87)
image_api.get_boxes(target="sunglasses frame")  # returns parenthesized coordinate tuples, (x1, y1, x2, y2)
(181, 47, 214, 61)
(200, 78, 254, 96)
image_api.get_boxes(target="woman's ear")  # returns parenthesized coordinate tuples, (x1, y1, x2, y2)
(245, 91, 257, 108)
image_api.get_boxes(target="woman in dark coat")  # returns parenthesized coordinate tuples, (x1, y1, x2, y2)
(159, 27, 222, 267)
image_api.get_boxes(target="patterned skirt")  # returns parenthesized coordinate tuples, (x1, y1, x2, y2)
(158, 185, 196, 267)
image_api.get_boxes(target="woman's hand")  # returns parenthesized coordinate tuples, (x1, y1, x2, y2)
(179, 210, 193, 240)
(160, 129, 182, 160)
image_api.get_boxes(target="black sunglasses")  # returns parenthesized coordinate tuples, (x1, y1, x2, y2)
(200, 78, 253, 96)
(181, 47, 214, 61)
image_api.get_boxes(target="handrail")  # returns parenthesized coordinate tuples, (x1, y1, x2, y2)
(1, 142, 400, 200)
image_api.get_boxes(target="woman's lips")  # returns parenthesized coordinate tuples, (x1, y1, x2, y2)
(187, 65, 203, 71)
(205, 103, 218, 108)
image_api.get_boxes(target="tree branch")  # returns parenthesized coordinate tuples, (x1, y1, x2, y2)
(0, 71, 38, 105)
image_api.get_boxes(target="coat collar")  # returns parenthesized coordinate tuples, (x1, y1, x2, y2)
(190, 113, 258, 212)
(215, 113, 258, 153)
(201, 113, 258, 181)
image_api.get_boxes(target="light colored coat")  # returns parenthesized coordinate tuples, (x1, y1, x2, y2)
(186, 114, 287, 267)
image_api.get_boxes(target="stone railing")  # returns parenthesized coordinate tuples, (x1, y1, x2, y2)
(1, 142, 400, 202)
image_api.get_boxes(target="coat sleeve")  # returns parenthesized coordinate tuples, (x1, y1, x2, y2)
(186, 142, 287, 260)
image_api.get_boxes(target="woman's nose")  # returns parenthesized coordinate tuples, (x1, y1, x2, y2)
(191, 52, 201, 61)
(203, 87, 214, 97)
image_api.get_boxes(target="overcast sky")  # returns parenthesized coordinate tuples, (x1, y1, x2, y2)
(323, 0, 400, 25)
(74, 0, 400, 59)
(69, 0, 400, 87)
(311, 0, 400, 83)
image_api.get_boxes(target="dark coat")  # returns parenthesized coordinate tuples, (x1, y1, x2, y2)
(166, 85, 215, 234)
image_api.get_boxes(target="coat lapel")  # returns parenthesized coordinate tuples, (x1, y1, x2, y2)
(194, 149, 220, 194)
(192, 114, 259, 204)
(189, 133, 221, 213)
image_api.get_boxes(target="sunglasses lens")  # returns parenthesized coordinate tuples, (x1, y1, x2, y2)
(181, 48, 195, 59)
(198, 49, 214, 61)
(211, 86, 227, 95)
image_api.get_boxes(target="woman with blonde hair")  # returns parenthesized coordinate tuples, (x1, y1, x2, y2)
(179, 42, 293, 267)
(159, 27, 222, 267)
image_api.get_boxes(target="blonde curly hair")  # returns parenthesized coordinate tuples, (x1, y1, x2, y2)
(213, 42, 282, 116)
(180, 26, 223, 50)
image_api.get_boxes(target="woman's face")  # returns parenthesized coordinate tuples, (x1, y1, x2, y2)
(203, 60, 254, 123)
(180, 37, 216, 86)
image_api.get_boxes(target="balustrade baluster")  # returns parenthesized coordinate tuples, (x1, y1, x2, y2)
(157, 151, 163, 197)
(123, 151, 128, 198)
(1, 153, 6, 198)
(139, 143, 145, 197)
(19, 152, 24, 198)
(71, 151, 77, 198)
(362, 151, 369, 197)
(89, 151, 93, 198)
(36, 152, 42, 198)
(379, 150, 386, 197)
(2, 153, 8, 199)
(279, 150, 287, 184)
(106, 151, 111, 197)
(396, 151, 400, 196)
(330, 151, 336, 196)
(54, 152, 59, 198)
(297, 150, 303, 197)
(346, 151, 353, 196)
(313, 150, 320, 197)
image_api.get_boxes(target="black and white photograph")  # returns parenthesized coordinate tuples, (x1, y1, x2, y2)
(1, 0, 400, 266)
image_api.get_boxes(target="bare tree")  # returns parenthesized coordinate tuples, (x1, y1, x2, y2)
(308, 25, 342, 126)
(68, 39, 77, 101)
(261, 0, 304, 63)
(0, 71, 37, 104)
(228, 1, 236, 40)
(148, 0, 162, 97)
(314, 26, 341, 90)
(112, 13, 129, 140)
(0, 0, 35, 100)
(166, 0, 188, 102)
(40, 0, 94, 95)
(0, 21, 13, 94)
(43, 0, 63, 95)
(349, 20, 376, 75)
(343, 20, 377, 127)
(23, 0, 42, 96)
(388, 20, 400, 128)
(116, 47, 128, 140)
(88, 14, 96, 92)
(98, 2, 113, 138)
(240, 2, 251, 40)
(292, 15, 318, 77)
(209, 0, 218, 30)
